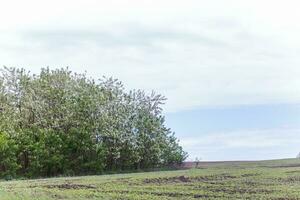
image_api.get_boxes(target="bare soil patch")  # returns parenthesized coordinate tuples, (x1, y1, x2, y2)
(45, 183, 96, 190)
(143, 173, 237, 184)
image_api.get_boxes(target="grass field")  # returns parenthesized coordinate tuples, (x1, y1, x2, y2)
(1, 159, 300, 200)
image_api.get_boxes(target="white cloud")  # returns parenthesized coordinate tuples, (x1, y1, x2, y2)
(0, 0, 300, 112)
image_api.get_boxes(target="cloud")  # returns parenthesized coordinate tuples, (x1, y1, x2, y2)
(0, 0, 299, 112)
(181, 128, 300, 161)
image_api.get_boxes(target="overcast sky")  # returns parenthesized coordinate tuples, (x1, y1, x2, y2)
(1, 0, 300, 160)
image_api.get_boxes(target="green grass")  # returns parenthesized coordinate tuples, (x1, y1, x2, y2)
(1, 159, 300, 199)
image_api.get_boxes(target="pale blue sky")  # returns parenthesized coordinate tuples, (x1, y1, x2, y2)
(0, 0, 300, 160)
(166, 104, 300, 160)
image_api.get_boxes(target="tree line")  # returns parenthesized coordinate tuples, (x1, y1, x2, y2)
(0, 67, 187, 178)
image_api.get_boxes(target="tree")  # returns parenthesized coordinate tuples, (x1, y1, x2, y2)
(195, 157, 201, 168)
(0, 67, 187, 178)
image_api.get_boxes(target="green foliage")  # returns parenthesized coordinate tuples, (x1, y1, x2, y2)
(0, 132, 19, 177)
(0, 67, 187, 178)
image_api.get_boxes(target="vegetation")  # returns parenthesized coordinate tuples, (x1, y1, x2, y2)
(0, 67, 187, 178)
(1, 159, 300, 199)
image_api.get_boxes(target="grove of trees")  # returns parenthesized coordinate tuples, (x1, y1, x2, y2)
(0, 67, 187, 178)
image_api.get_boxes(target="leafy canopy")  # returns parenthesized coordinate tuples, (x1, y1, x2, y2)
(0, 67, 187, 177)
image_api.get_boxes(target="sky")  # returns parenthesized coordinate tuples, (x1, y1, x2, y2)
(0, 0, 300, 161)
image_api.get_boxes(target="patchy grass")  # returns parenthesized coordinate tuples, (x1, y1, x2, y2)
(1, 159, 300, 199)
